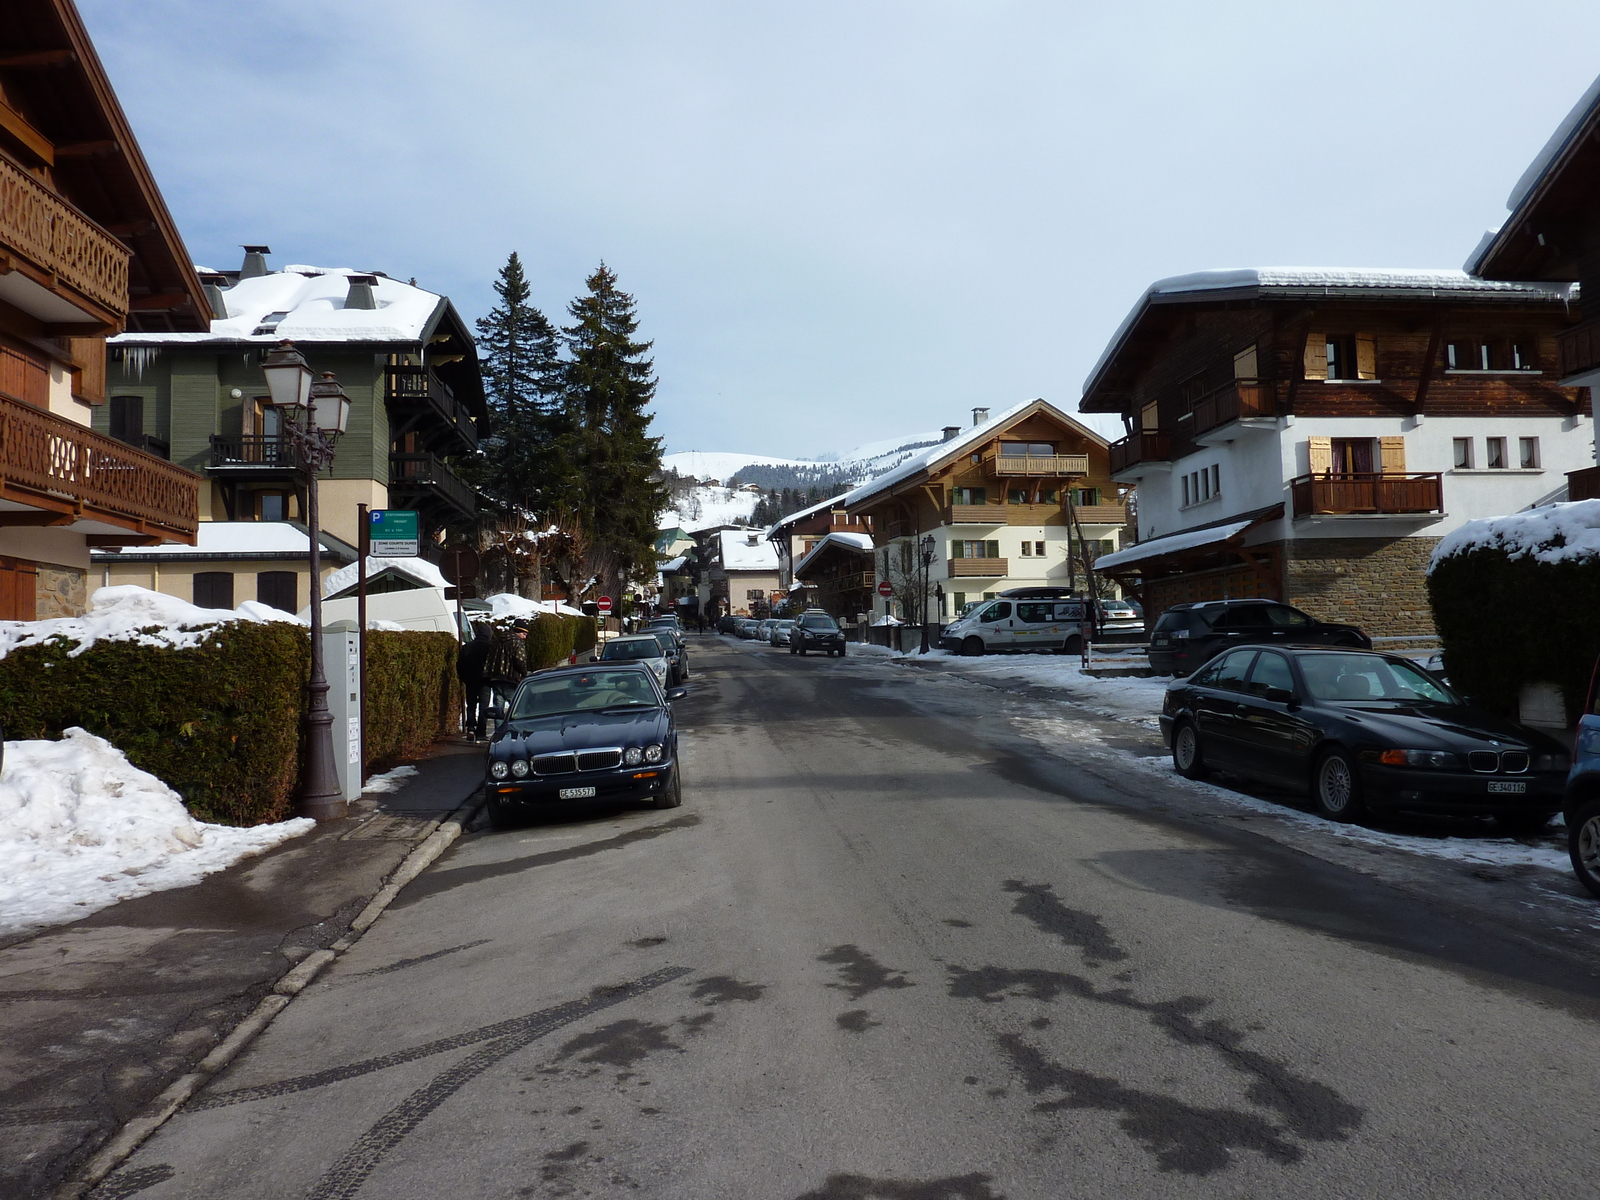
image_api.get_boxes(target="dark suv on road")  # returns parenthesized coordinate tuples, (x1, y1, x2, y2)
(791, 610, 846, 656)
(1148, 599, 1370, 677)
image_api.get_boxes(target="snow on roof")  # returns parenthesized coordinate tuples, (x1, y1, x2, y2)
(1507, 72, 1600, 217)
(719, 528, 781, 571)
(90, 521, 350, 560)
(0, 585, 303, 660)
(766, 491, 852, 538)
(110, 266, 446, 346)
(658, 555, 688, 573)
(794, 531, 875, 578)
(321, 556, 450, 598)
(1092, 521, 1254, 572)
(1082, 268, 1576, 401)
(1430, 499, 1600, 572)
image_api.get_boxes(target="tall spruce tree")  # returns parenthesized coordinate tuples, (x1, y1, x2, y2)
(470, 252, 568, 512)
(559, 263, 667, 595)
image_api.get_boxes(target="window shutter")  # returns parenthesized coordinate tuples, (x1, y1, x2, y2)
(1302, 332, 1327, 380)
(1233, 344, 1259, 380)
(1379, 436, 1407, 475)
(986, 540, 1000, 558)
(1307, 436, 1333, 476)
(1356, 333, 1377, 380)
(69, 338, 107, 404)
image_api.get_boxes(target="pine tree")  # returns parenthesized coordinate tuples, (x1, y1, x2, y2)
(559, 263, 667, 596)
(470, 252, 568, 512)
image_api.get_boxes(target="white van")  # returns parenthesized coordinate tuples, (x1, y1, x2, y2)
(938, 594, 1088, 656)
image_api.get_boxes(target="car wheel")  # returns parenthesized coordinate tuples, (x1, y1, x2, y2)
(1494, 810, 1553, 836)
(1172, 720, 1208, 780)
(962, 636, 985, 657)
(1567, 800, 1600, 899)
(1312, 748, 1364, 822)
(654, 766, 684, 810)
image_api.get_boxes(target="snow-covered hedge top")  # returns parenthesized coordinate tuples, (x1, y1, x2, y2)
(0, 585, 303, 659)
(1429, 499, 1600, 572)
(484, 593, 588, 620)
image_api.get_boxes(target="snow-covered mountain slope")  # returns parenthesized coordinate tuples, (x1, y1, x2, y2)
(658, 484, 759, 532)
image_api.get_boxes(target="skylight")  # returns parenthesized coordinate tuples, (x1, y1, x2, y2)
(252, 311, 291, 335)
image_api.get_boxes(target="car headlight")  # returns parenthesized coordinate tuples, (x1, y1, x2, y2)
(624, 746, 644, 766)
(489, 760, 510, 780)
(1378, 749, 1460, 769)
(510, 758, 530, 778)
(1536, 752, 1570, 772)
(644, 743, 664, 763)
(1168, 629, 1189, 639)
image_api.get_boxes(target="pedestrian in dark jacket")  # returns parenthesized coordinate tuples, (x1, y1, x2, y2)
(457, 625, 493, 738)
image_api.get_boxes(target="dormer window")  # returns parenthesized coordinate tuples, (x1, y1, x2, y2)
(252, 311, 291, 336)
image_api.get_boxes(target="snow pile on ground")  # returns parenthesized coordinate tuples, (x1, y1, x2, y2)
(0, 728, 313, 936)
(361, 765, 418, 794)
(0, 585, 304, 660)
(483, 593, 588, 620)
(1431, 499, 1600, 569)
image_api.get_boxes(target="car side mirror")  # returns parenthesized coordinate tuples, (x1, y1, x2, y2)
(666, 686, 688, 701)
(486, 705, 503, 721)
(1263, 687, 1297, 706)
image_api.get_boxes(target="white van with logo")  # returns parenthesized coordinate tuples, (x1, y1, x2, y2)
(938, 590, 1089, 656)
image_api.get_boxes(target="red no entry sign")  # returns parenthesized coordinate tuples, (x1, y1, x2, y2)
(597, 595, 613, 614)
(877, 581, 893, 598)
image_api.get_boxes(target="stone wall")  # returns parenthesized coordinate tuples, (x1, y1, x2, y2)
(1283, 536, 1439, 637)
(35, 562, 87, 619)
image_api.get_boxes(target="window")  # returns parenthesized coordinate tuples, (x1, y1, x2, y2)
(251, 310, 291, 336)
(1000, 442, 1055, 456)
(977, 602, 1011, 623)
(957, 540, 1000, 558)
(1512, 342, 1536, 370)
(109, 395, 143, 446)
(1210, 650, 1259, 692)
(1519, 437, 1540, 469)
(1452, 438, 1474, 469)
(1181, 374, 1207, 410)
(1020, 541, 1031, 557)
(951, 487, 987, 505)
(256, 571, 297, 613)
(1039, 488, 1059, 504)
(1034, 541, 1045, 557)
(257, 491, 288, 521)
(1072, 487, 1100, 506)
(952, 592, 966, 613)
(1247, 652, 1295, 697)
(1181, 468, 1219, 506)
(1486, 437, 1506, 470)
(193, 572, 234, 609)
(1016, 602, 1058, 623)
(1008, 489, 1028, 505)
(1326, 336, 1357, 381)
(1331, 438, 1375, 474)
(746, 589, 764, 601)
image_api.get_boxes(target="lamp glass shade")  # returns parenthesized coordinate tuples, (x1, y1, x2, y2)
(261, 340, 313, 412)
(308, 373, 350, 435)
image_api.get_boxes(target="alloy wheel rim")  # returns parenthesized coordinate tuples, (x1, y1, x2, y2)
(1176, 727, 1195, 769)
(1580, 815, 1600, 878)
(1320, 757, 1351, 811)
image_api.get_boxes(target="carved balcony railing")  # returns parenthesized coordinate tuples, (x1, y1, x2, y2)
(1291, 472, 1443, 518)
(1557, 317, 1600, 381)
(0, 150, 129, 324)
(390, 451, 476, 517)
(1109, 431, 1171, 475)
(1191, 381, 1276, 437)
(0, 392, 198, 539)
(1568, 465, 1600, 503)
(386, 366, 479, 452)
(947, 556, 1008, 578)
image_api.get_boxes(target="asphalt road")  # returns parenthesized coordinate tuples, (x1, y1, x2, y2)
(94, 635, 1600, 1200)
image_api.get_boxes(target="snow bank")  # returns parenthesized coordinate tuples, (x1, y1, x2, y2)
(1430, 499, 1600, 571)
(0, 585, 303, 660)
(0, 728, 313, 936)
(361, 765, 418, 795)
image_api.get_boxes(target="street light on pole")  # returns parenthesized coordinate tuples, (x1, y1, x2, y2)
(918, 533, 936, 654)
(262, 339, 350, 821)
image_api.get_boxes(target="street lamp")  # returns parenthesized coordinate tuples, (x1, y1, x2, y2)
(263, 339, 350, 821)
(918, 533, 936, 654)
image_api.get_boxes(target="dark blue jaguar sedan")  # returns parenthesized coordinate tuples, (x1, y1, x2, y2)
(483, 663, 685, 828)
(1160, 647, 1567, 829)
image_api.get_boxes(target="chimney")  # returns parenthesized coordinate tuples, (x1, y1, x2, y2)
(972, 407, 989, 427)
(942, 425, 961, 442)
(746, 533, 759, 546)
(240, 245, 271, 279)
(198, 272, 229, 322)
(345, 274, 378, 310)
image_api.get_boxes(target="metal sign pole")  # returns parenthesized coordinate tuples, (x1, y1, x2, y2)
(357, 503, 368, 785)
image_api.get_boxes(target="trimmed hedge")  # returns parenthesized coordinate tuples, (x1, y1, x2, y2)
(0, 624, 464, 825)
(523, 614, 577, 669)
(1427, 548, 1600, 719)
(572, 615, 599, 654)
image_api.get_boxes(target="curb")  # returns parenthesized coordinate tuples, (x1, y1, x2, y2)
(56, 791, 485, 1199)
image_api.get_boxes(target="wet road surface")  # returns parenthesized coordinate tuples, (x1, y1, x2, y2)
(94, 636, 1600, 1199)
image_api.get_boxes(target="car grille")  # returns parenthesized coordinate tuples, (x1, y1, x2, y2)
(578, 749, 623, 771)
(1468, 750, 1528, 774)
(1499, 751, 1529, 774)
(532, 753, 577, 775)
(1467, 752, 1498, 773)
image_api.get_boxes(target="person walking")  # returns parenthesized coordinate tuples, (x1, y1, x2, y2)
(457, 624, 493, 740)
(484, 622, 529, 719)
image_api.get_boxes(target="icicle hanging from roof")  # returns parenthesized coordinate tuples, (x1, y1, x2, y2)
(120, 346, 160, 380)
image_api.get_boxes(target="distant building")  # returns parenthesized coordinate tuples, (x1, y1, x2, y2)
(764, 494, 872, 592)
(706, 528, 781, 618)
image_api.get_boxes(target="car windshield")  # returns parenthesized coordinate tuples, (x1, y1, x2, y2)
(776, 621, 794, 629)
(649, 633, 676, 653)
(600, 639, 660, 661)
(510, 670, 659, 717)
(1296, 653, 1454, 705)
(802, 616, 839, 630)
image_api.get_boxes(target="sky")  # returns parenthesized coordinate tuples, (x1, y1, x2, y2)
(82, 0, 1600, 461)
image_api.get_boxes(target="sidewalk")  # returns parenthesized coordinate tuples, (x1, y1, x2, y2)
(0, 739, 485, 1200)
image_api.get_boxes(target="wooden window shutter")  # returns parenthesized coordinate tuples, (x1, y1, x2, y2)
(1302, 332, 1327, 380)
(1356, 333, 1377, 380)
(1233, 344, 1259, 380)
(1307, 436, 1333, 476)
(68, 337, 107, 404)
(1379, 436, 1407, 475)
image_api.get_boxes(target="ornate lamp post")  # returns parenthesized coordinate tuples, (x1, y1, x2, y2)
(918, 533, 936, 654)
(262, 339, 351, 820)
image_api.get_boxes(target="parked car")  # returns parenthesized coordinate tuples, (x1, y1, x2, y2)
(483, 663, 685, 827)
(718, 615, 738, 634)
(645, 628, 689, 684)
(735, 619, 760, 639)
(755, 619, 778, 641)
(596, 634, 672, 688)
(1098, 599, 1144, 634)
(1565, 654, 1600, 897)
(792, 609, 846, 656)
(1148, 600, 1370, 677)
(939, 595, 1090, 656)
(1161, 646, 1567, 827)
(770, 619, 796, 646)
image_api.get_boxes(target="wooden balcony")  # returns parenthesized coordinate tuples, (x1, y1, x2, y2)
(945, 504, 1009, 525)
(385, 366, 479, 452)
(0, 150, 130, 328)
(1071, 503, 1128, 525)
(985, 449, 1089, 476)
(209, 435, 301, 476)
(1557, 317, 1600, 381)
(1191, 381, 1276, 437)
(390, 451, 476, 518)
(1569, 465, 1600, 502)
(947, 556, 1007, 577)
(1109, 432, 1171, 475)
(1291, 472, 1443, 518)
(813, 571, 876, 592)
(0, 392, 198, 541)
